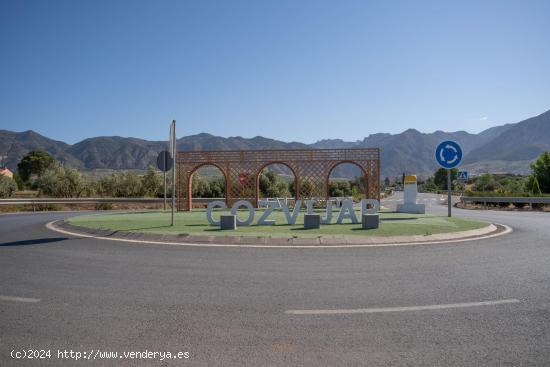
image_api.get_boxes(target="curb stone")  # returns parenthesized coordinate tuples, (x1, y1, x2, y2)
(53, 220, 506, 247)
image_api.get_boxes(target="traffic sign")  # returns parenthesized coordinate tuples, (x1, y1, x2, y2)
(457, 171, 468, 182)
(435, 141, 462, 169)
(156, 150, 173, 172)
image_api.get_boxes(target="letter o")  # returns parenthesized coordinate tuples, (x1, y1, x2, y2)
(230, 200, 255, 226)
(206, 200, 227, 225)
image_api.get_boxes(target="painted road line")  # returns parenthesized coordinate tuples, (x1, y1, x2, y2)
(285, 299, 520, 315)
(0, 295, 41, 303)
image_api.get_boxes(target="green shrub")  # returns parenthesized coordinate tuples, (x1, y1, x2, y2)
(0, 175, 17, 198)
(95, 203, 114, 210)
(35, 204, 62, 211)
(36, 164, 87, 198)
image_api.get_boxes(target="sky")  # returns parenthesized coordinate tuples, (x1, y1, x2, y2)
(1, 0, 549, 144)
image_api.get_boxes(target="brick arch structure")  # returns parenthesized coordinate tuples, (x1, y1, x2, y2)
(176, 148, 380, 211)
(255, 161, 300, 201)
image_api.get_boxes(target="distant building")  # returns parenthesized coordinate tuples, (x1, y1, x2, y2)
(0, 167, 13, 179)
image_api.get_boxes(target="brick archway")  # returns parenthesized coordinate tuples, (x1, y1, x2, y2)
(325, 160, 369, 199)
(255, 161, 299, 203)
(176, 148, 380, 211)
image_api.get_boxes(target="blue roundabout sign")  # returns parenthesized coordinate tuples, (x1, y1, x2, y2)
(435, 140, 462, 169)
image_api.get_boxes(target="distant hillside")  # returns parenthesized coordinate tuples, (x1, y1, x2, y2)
(0, 130, 82, 169)
(463, 110, 550, 164)
(1, 109, 548, 178)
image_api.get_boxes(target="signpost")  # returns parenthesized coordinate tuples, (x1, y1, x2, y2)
(435, 141, 462, 217)
(457, 171, 468, 198)
(169, 120, 177, 226)
(156, 150, 173, 210)
(457, 171, 468, 182)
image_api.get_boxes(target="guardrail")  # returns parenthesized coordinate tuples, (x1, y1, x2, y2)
(0, 197, 221, 211)
(460, 197, 550, 205)
(0, 194, 390, 211)
(0, 198, 164, 205)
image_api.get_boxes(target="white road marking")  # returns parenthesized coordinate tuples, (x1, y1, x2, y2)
(0, 295, 41, 303)
(285, 299, 520, 315)
(46, 221, 512, 249)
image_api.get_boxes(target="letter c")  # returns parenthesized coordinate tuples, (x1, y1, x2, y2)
(206, 201, 227, 225)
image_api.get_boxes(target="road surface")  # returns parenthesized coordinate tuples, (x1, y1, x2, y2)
(1, 193, 549, 366)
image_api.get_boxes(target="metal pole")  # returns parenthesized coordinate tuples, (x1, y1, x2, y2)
(163, 170, 167, 211)
(447, 169, 452, 217)
(171, 120, 176, 226)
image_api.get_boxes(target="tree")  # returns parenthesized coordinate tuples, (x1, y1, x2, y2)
(95, 172, 143, 197)
(530, 151, 550, 193)
(12, 171, 25, 190)
(192, 174, 211, 197)
(384, 177, 391, 187)
(499, 177, 523, 194)
(259, 171, 291, 198)
(525, 175, 542, 195)
(0, 174, 17, 198)
(209, 177, 225, 197)
(17, 150, 56, 182)
(420, 177, 438, 192)
(36, 164, 87, 197)
(299, 179, 314, 198)
(474, 173, 499, 192)
(141, 166, 162, 197)
(116, 172, 143, 197)
(329, 180, 352, 197)
(434, 168, 458, 190)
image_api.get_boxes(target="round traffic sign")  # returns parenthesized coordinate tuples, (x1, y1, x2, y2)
(156, 150, 173, 172)
(435, 141, 462, 169)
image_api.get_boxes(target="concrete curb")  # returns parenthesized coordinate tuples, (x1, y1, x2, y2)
(47, 220, 512, 249)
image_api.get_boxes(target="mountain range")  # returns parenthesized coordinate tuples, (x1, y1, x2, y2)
(1, 109, 549, 179)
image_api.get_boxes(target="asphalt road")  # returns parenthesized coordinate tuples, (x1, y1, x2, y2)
(1, 193, 550, 366)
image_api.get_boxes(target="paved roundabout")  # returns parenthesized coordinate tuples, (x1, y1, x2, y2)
(1, 193, 549, 366)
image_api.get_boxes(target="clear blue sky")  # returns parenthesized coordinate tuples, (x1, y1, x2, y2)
(1, 0, 549, 144)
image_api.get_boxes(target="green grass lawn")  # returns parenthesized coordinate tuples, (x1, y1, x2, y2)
(68, 209, 488, 238)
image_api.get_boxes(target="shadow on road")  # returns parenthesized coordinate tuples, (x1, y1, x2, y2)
(0, 237, 69, 247)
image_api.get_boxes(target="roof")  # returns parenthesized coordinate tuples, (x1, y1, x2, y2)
(0, 167, 13, 178)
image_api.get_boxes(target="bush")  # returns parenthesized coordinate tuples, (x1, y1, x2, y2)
(434, 168, 458, 190)
(36, 164, 87, 197)
(474, 173, 499, 192)
(0, 175, 17, 198)
(95, 172, 143, 197)
(259, 171, 291, 198)
(530, 151, 550, 193)
(95, 203, 113, 210)
(329, 180, 352, 197)
(141, 166, 162, 197)
(34, 203, 62, 211)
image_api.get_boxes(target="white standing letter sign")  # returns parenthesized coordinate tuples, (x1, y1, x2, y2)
(206, 201, 227, 226)
(281, 200, 302, 225)
(230, 200, 255, 226)
(206, 198, 380, 226)
(257, 200, 277, 225)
